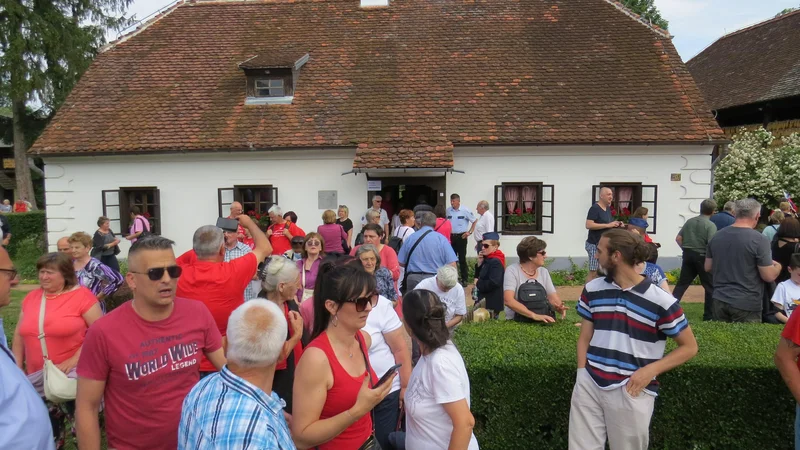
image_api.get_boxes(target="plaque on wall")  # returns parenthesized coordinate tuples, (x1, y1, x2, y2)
(318, 190, 337, 210)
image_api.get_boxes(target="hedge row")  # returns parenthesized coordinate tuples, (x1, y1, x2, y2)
(452, 302, 793, 449)
(5, 211, 46, 257)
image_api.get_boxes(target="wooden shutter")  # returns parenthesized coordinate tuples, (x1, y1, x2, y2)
(591, 184, 601, 206)
(272, 186, 279, 208)
(541, 184, 555, 234)
(641, 185, 658, 234)
(218, 188, 234, 217)
(101, 190, 122, 235)
(494, 185, 504, 234)
(151, 189, 161, 235)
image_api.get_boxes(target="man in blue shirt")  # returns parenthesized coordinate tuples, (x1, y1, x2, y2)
(710, 201, 735, 230)
(179, 299, 294, 450)
(446, 193, 477, 285)
(0, 247, 55, 450)
(399, 211, 458, 292)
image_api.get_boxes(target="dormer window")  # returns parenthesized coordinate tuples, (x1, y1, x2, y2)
(239, 52, 309, 105)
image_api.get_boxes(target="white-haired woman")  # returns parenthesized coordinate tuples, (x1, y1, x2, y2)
(355, 244, 397, 305)
(261, 255, 306, 414)
(267, 204, 305, 257)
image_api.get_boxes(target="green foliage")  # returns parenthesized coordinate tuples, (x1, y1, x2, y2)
(714, 128, 800, 208)
(620, 0, 669, 30)
(453, 302, 791, 449)
(776, 6, 799, 17)
(549, 258, 588, 286)
(5, 211, 46, 256)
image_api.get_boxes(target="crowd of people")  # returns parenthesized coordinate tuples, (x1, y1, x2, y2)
(5, 187, 800, 449)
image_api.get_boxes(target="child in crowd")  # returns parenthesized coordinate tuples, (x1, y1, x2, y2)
(772, 253, 800, 324)
(283, 236, 305, 261)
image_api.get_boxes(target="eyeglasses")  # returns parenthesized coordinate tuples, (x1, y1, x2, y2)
(0, 268, 18, 280)
(306, 240, 321, 246)
(345, 292, 378, 312)
(129, 265, 182, 281)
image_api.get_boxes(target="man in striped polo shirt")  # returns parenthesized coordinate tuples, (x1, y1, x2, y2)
(569, 229, 698, 450)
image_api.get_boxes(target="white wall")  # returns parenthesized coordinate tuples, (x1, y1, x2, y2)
(42, 144, 713, 263)
(446, 145, 714, 262)
(43, 149, 367, 256)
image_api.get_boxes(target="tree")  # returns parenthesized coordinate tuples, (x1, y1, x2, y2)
(714, 128, 800, 208)
(0, 0, 132, 209)
(776, 6, 799, 17)
(621, 0, 669, 30)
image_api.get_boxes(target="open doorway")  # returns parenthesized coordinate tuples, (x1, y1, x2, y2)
(365, 176, 446, 222)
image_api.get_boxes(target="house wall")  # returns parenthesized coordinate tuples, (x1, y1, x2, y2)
(447, 145, 715, 269)
(43, 144, 713, 269)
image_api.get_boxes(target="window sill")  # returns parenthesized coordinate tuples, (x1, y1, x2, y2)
(244, 96, 294, 105)
(501, 230, 543, 236)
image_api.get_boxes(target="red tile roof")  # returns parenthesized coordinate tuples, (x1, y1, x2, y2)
(31, 0, 724, 169)
(687, 10, 800, 111)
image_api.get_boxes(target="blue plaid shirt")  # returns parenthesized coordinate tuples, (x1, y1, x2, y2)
(179, 366, 295, 450)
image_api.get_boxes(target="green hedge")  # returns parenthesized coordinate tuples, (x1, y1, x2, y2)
(453, 302, 792, 449)
(5, 211, 46, 257)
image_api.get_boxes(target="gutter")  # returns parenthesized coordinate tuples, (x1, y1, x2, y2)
(341, 168, 465, 176)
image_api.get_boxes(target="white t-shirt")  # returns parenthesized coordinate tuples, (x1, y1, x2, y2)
(502, 264, 557, 320)
(362, 295, 404, 393)
(772, 279, 800, 319)
(405, 343, 479, 450)
(393, 225, 416, 242)
(414, 276, 468, 329)
(474, 210, 494, 243)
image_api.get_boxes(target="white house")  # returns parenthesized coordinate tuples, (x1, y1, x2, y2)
(31, 0, 725, 269)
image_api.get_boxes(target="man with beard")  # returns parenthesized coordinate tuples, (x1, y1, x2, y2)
(569, 229, 698, 450)
(76, 237, 225, 450)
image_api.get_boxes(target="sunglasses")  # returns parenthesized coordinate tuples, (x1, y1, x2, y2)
(345, 292, 378, 312)
(306, 240, 321, 246)
(481, 243, 493, 249)
(538, 250, 547, 256)
(0, 268, 18, 280)
(130, 265, 182, 281)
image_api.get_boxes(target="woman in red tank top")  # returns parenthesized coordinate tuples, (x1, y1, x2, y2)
(292, 261, 396, 450)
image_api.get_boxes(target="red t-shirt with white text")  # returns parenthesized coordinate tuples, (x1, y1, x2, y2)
(176, 251, 257, 371)
(77, 297, 222, 450)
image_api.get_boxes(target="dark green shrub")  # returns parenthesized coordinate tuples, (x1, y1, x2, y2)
(453, 302, 792, 449)
(5, 211, 46, 258)
(12, 236, 45, 281)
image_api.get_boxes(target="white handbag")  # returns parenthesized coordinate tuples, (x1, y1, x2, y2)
(38, 293, 77, 403)
(300, 265, 314, 303)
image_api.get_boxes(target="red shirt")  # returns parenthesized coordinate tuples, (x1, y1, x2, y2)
(643, 233, 653, 243)
(176, 251, 257, 371)
(435, 218, 452, 243)
(77, 297, 222, 450)
(269, 222, 305, 256)
(783, 313, 800, 370)
(18, 287, 98, 374)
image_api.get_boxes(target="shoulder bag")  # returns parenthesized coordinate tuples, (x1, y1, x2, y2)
(300, 263, 314, 303)
(38, 293, 78, 403)
(135, 216, 153, 240)
(356, 333, 382, 450)
(400, 230, 433, 295)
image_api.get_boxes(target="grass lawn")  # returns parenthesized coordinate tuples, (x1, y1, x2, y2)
(2, 290, 26, 344)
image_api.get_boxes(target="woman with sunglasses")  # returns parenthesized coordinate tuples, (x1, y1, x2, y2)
(502, 236, 566, 322)
(12, 252, 102, 449)
(261, 255, 306, 414)
(292, 262, 395, 450)
(402, 289, 479, 450)
(473, 232, 506, 319)
(297, 232, 325, 305)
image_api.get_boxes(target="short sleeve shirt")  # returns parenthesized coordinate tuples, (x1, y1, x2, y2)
(678, 215, 716, 254)
(707, 226, 774, 311)
(362, 296, 404, 393)
(772, 279, 800, 319)
(77, 298, 222, 450)
(586, 203, 613, 245)
(397, 227, 458, 273)
(414, 276, 468, 326)
(18, 287, 98, 374)
(502, 264, 556, 320)
(782, 310, 800, 370)
(446, 206, 476, 234)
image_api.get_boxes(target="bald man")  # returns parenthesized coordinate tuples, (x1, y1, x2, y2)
(0, 246, 55, 449)
(585, 187, 623, 282)
(56, 236, 71, 253)
(228, 202, 246, 241)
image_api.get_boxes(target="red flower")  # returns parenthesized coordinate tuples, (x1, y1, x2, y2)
(610, 207, 617, 216)
(247, 210, 256, 216)
(514, 208, 522, 215)
(622, 207, 630, 215)
(143, 212, 151, 219)
(525, 208, 532, 213)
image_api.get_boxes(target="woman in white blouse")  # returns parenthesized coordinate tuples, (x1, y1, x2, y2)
(402, 289, 479, 450)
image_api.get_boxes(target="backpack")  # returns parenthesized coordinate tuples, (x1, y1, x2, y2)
(387, 227, 410, 253)
(513, 279, 555, 323)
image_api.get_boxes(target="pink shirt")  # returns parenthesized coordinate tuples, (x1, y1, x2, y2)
(77, 297, 222, 450)
(317, 223, 348, 254)
(18, 287, 98, 374)
(435, 218, 452, 243)
(129, 215, 151, 243)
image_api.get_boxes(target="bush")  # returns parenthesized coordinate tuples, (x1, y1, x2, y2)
(5, 211, 46, 258)
(453, 302, 792, 449)
(13, 236, 45, 281)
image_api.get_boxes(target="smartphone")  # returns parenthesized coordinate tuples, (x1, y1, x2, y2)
(375, 363, 402, 387)
(216, 217, 240, 232)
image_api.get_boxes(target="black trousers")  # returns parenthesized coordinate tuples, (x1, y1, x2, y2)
(672, 249, 714, 320)
(451, 233, 469, 283)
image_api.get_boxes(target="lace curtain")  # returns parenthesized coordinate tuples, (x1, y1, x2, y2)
(504, 186, 520, 213)
(521, 185, 536, 212)
(617, 187, 633, 212)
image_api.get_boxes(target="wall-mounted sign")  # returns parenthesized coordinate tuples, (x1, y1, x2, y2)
(2, 159, 14, 169)
(670, 173, 681, 182)
(367, 180, 382, 191)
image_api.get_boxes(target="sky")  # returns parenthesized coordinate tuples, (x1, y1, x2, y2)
(115, 0, 799, 62)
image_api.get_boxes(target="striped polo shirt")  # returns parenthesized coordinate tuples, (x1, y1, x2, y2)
(577, 276, 689, 395)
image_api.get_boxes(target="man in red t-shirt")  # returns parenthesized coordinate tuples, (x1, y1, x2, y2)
(75, 236, 227, 450)
(775, 309, 800, 445)
(267, 205, 305, 256)
(177, 214, 272, 375)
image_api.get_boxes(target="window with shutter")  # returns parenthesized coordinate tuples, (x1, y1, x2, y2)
(103, 187, 161, 235)
(592, 183, 657, 233)
(493, 183, 554, 235)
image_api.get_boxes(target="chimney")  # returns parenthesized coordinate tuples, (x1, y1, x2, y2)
(360, 0, 389, 7)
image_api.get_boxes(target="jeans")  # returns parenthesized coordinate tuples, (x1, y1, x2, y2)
(374, 389, 401, 450)
(451, 234, 469, 283)
(672, 249, 714, 320)
(711, 298, 761, 323)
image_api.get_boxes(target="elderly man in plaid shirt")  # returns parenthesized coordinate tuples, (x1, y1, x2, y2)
(224, 229, 259, 300)
(179, 299, 295, 449)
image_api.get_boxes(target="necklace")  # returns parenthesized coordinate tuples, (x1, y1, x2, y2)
(45, 290, 64, 300)
(520, 263, 538, 278)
